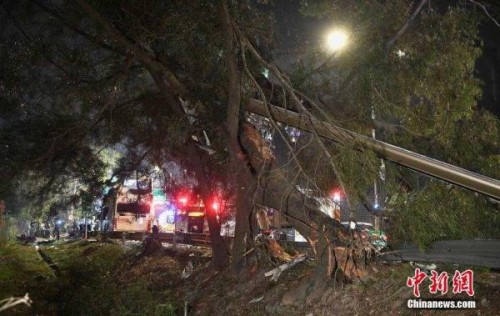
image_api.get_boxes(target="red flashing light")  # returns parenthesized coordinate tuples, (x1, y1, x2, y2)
(178, 196, 188, 206)
(331, 189, 342, 202)
(211, 201, 220, 211)
(175, 190, 191, 209)
(208, 196, 224, 214)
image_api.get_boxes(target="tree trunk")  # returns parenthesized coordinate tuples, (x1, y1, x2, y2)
(231, 174, 256, 270)
(219, 0, 259, 272)
(186, 143, 229, 270)
(239, 122, 368, 282)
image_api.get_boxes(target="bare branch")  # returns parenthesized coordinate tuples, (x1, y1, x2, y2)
(468, 0, 500, 27)
(75, 0, 188, 97)
(387, 0, 429, 49)
(0, 293, 32, 312)
(29, 0, 124, 55)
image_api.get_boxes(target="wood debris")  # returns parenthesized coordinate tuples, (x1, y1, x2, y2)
(265, 254, 306, 281)
(248, 296, 264, 304)
(334, 247, 367, 280)
(266, 239, 294, 262)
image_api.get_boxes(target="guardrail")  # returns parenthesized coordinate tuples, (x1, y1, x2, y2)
(105, 231, 215, 247)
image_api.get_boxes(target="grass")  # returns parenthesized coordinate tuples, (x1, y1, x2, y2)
(0, 239, 183, 315)
(0, 242, 53, 298)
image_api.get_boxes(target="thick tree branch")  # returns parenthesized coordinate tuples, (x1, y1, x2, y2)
(29, 0, 124, 55)
(220, 0, 242, 142)
(246, 99, 500, 201)
(75, 0, 188, 97)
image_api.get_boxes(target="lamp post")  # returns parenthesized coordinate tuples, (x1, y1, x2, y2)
(371, 94, 387, 231)
(372, 107, 380, 230)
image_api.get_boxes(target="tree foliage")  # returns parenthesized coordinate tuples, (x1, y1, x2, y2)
(294, 0, 500, 246)
(0, 0, 498, 266)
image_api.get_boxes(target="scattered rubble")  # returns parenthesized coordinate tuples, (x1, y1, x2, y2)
(181, 261, 194, 279)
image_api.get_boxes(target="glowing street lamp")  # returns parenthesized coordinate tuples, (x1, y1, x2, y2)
(325, 29, 349, 53)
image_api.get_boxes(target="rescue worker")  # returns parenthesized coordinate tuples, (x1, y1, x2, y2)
(53, 225, 60, 241)
(139, 225, 162, 257)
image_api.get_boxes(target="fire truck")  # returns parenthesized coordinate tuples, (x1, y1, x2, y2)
(160, 189, 227, 234)
(165, 191, 210, 234)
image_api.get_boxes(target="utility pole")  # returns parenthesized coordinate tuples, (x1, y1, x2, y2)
(68, 180, 77, 236)
(84, 210, 88, 239)
(371, 106, 385, 231)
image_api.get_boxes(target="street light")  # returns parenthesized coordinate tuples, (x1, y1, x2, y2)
(325, 29, 349, 52)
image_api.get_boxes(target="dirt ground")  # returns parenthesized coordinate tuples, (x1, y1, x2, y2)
(131, 241, 500, 316)
(2, 239, 499, 315)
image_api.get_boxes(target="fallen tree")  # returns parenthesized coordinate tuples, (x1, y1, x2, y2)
(3, 0, 498, 289)
(239, 123, 371, 284)
(246, 99, 500, 201)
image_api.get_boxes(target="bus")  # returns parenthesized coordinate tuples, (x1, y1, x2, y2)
(109, 178, 154, 232)
(107, 181, 212, 235)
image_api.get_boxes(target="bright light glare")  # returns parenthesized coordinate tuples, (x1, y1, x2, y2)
(179, 197, 188, 205)
(326, 30, 348, 52)
(333, 192, 341, 202)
